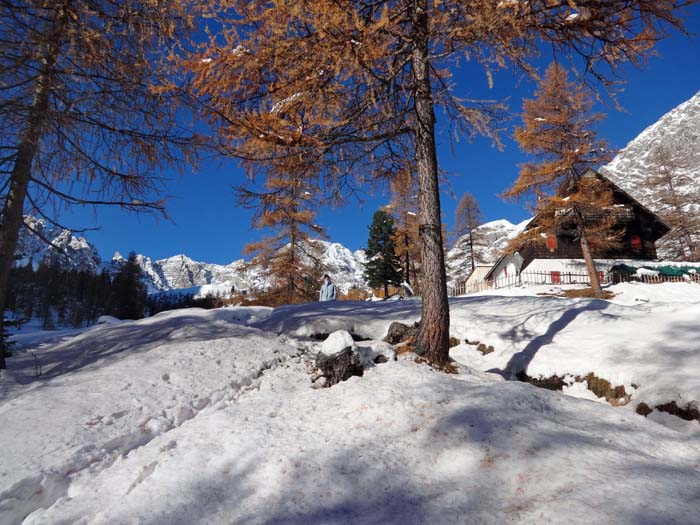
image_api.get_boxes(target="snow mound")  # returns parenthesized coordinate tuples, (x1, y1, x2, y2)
(96, 315, 121, 325)
(320, 330, 356, 355)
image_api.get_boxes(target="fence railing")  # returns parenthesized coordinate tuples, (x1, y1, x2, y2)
(450, 270, 607, 297)
(450, 268, 700, 296)
(612, 272, 700, 285)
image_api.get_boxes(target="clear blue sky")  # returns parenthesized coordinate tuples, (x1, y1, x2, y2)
(65, 10, 700, 265)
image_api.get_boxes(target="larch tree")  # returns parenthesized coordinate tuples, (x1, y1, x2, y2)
(0, 1, 197, 368)
(364, 210, 404, 298)
(453, 193, 483, 273)
(646, 136, 700, 260)
(240, 167, 328, 306)
(185, 0, 693, 366)
(386, 170, 421, 287)
(505, 63, 615, 297)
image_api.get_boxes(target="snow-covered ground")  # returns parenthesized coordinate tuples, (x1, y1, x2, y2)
(2, 284, 700, 524)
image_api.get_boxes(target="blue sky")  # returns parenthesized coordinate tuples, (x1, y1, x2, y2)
(65, 10, 700, 265)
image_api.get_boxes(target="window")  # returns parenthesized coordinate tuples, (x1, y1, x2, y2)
(546, 235, 558, 252)
(630, 235, 642, 250)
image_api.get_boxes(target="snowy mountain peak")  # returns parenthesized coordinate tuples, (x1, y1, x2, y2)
(446, 218, 528, 286)
(15, 216, 101, 273)
(602, 91, 700, 198)
(601, 91, 700, 258)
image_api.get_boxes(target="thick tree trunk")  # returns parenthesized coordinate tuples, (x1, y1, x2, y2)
(411, 0, 450, 365)
(0, 3, 67, 368)
(579, 228, 603, 297)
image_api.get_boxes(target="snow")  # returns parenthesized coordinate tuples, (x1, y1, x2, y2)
(96, 315, 122, 325)
(320, 330, 355, 355)
(2, 284, 700, 523)
(255, 283, 700, 410)
(635, 267, 659, 276)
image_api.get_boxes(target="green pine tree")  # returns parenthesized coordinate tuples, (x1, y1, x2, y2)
(108, 252, 147, 320)
(364, 210, 404, 298)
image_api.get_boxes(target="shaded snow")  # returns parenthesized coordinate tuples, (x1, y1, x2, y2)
(2, 285, 700, 524)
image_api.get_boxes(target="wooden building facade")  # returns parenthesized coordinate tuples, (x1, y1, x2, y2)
(485, 170, 670, 283)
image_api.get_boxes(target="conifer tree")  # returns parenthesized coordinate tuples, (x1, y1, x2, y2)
(185, 0, 692, 365)
(364, 210, 404, 298)
(0, 1, 196, 367)
(240, 169, 328, 306)
(108, 252, 147, 320)
(646, 136, 700, 260)
(505, 63, 615, 297)
(453, 193, 483, 273)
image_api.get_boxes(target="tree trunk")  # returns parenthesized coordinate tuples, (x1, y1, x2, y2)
(468, 229, 475, 272)
(404, 232, 410, 284)
(0, 3, 68, 368)
(411, 0, 450, 365)
(384, 282, 388, 298)
(579, 226, 603, 298)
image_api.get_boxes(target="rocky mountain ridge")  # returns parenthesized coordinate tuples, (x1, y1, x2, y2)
(15, 217, 368, 294)
(601, 91, 700, 258)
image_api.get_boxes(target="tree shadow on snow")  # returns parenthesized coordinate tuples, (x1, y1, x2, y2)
(429, 384, 700, 523)
(139, 439, 434, 525)
(6, 312, 257, 386)
(491, 299, 610, 380)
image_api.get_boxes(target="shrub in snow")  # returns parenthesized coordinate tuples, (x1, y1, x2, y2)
(477, 343, 494, 355)
(354, 341, 395, 367)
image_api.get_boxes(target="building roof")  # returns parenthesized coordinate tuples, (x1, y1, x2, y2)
(483, 169, 671, 281)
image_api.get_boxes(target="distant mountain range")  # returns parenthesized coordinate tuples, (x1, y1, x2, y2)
(15, 218, 369, 294)
(16, 216, 102, 273)
(15, 214, 523, 294)
(15, 92, 698, 291)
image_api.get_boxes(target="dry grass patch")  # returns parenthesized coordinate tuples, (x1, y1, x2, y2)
(560, 288, 615, 299)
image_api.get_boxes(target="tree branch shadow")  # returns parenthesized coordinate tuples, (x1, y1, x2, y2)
(490, 300, 610, 380)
